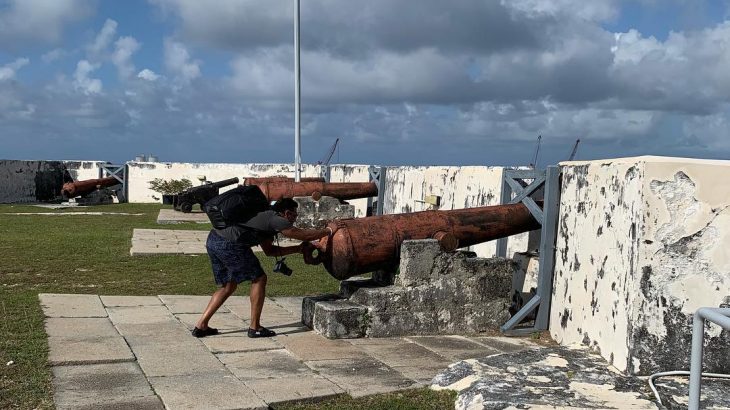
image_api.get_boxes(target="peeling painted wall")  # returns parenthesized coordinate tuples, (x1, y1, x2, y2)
(551, 156, 730, 375)
(126, 161, 322, 201)
(0, 160, 106, 203)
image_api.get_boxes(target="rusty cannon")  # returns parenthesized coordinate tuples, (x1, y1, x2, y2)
(61, 177, 120, 198)
(175, 177, 239, 213)
(303, 202, 542, 280)
(244, 178, 377, 202)
(244, 176, 325, 185)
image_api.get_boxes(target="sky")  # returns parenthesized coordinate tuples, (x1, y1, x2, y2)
(1, 0, 730, 167)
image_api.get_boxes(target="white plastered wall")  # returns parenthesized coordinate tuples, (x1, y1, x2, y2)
(551, 156, 730, 375)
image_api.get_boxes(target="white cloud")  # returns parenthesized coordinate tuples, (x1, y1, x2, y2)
(0, 0, 94, 49)
(73, 60, 102, 94)
(112, 36, 141, 79)
(41, 48, 67, 63)
(138, 69, 161, 81)
(0, 58, 30, 81)
(163, 39, 201, 83)
(89, 19, 118, 60)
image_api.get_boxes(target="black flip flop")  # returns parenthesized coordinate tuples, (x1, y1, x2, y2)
(247, 327, 276, 338)
(191, 326, 219, 338)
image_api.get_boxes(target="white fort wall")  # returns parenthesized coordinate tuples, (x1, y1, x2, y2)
(125, 162, 529, 258)
(551, 156, 730, 375)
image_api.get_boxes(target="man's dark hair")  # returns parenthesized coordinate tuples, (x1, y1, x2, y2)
(272, 198, 298, 214)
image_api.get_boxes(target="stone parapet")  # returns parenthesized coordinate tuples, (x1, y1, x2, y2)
(551, 156, 730, 375)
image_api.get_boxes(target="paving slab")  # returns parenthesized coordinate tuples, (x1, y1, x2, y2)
(157, 209, 210, 224)
(245, 375, 344, 404)
(52, 362, 162, 410)
(353, 338, 452, 369)
(279, 332, 370, 361)
(175, 312, 247, 332)
(407, 335, 502, 361)
(114, 322, 192, 339)
(40, 294, 107, 318)
(148, 373, 267, 410)
(100, 295, 163, 307)
(130, 229, 208, 255)
(107, 305, 178, 325)
(48, 336, 135, 365)
(159, 294, 230, 314)
(201, 334, 283, 353)
(306, 356, 417, 398)
(218, 349, 313, 379)
(121, 325, 201, 349)
(45, 317, 120, 338)
(133, 343, 229, 377)
(269, 296, 305, 314)
(468, 335, 540, 353)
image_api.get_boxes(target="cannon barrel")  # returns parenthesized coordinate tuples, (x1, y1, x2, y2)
(246, 180, 377, 201)
(61, 177, 119, 198)
(307, 202, 541, 280)
(244, 176, 325, 185)
(208, 177, 240, 189)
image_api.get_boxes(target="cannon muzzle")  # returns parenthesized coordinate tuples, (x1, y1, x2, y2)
(305, 203, 541, 280)
(245, 180, 377, 201)
(209, 177, 240, 189)
(61, 177, 119, 198)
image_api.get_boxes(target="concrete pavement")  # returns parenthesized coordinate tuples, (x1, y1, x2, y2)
(40, 293, 540, 409)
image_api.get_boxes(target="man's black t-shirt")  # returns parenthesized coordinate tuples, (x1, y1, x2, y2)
(213, 210, 293, 245)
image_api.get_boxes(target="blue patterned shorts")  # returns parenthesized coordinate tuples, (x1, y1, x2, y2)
(206, 230, 265, 286)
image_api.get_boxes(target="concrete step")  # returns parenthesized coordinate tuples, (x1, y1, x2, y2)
(303, 296, 369, 339)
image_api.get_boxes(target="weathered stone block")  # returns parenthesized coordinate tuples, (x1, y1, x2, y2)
(396, 239, 444, 287)
(552, 156, 730, 375)
(301, 294, 342, 328)
(312, 300, 369, 339)
(293, 196, 355, 229)
(340, 277, 381, 298)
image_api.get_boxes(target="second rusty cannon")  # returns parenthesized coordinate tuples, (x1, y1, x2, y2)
(303, 202, 541, 280)
(175, 177, 239, 213)
(61, 177, 120, 198)
(244, 178, 377, 202)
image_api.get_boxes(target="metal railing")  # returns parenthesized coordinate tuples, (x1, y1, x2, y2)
(649, 306, 730, 409)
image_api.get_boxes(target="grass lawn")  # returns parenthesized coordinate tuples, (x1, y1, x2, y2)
(0, 203, 455, 409)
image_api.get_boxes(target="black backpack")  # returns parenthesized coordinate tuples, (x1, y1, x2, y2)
(204, 185, 270, 229)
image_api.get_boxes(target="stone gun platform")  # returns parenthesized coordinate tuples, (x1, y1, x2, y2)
(156, 209, 210, 224)
(130, 228, 299, 256)
(304, 239, 516, 339)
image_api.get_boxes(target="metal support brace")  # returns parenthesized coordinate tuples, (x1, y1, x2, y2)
(688, 307, 730, 410)
(367, 166, 387, 216)
(99, 163, 127, 202)
(320, 164, 331, 182)
(499, 166, 561, 334)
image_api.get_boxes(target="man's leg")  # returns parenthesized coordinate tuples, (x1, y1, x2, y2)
(196, 281, 237, 330)
(249, 274, 267, 330)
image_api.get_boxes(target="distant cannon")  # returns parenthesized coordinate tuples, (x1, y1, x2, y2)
(61, 177, 120, 199)
(175, 177, 239, 213)
(303, 202, 542, 280)
(244, 179, 377, 202)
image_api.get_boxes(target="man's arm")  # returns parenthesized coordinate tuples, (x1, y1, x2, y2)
(279, 226, 329, 242)
(258, 237, 304, 257)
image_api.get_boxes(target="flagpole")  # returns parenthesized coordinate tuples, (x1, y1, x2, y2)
(294, 0, 301, 182)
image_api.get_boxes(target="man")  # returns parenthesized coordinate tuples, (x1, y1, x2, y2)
(193, 198, 330, 338)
